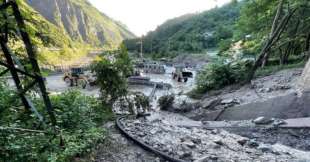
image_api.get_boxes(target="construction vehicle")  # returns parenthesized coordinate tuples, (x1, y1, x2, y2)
(172, 65, 193, 82)
(63, 67, 96, 89)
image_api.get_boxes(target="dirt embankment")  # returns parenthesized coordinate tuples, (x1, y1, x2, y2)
(170, 68, 305, 121)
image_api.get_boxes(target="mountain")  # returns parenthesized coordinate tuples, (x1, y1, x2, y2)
(124, 1, 243, 58)
(25, 0, 135, 48)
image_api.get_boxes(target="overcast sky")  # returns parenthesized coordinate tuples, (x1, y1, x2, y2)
(88, 0, 232, 36)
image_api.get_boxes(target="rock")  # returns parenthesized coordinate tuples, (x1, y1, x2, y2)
(258, 88, 272, 93)
(209, 155, 219, 160)
(266, 88, 272, 92)
(211, 129, 219, 134)
(192, 138, 202, 144)
(176, 151, 184, 157)
(272, 119, 287, 127)
(237, 138, 249, 146)
(183, 140, 196, 148)
(150, 128, 158, 135)
(248, 139, 259, 147)
(213, 139, 223, 145)
(194, 155, 218, 162)
(274, 85, 291, 90)
(257, 144, 273, 153)
(137, 132, 146, 137)
(258, 88, 264, 93)
(177, 151, 192, 159)
(221, 98, 240, 105)
(133, 120, 142, 125)
(221, 99, 234, 104)
(181, 151, 193, 159)
(253, 117, 274, 125)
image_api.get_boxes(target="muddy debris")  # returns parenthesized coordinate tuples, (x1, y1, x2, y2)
(119, 114, 310, 162)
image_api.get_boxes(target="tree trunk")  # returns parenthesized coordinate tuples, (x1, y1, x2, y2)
(261, 0, 284, 68)
(247, 8, 296, 82)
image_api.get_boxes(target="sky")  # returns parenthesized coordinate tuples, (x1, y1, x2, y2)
(88, 0, 232, 36)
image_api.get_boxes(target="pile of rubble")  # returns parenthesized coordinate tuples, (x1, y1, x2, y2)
(119, 114, 310, 162)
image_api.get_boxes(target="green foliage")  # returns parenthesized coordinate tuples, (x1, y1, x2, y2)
(124, 1, 243, 57)
(0, 83, 112, 162)
(133, 92, 150, 113)
(233, 0, 310, 64)
(158, 94, 175, 111)
(92, 44, 133, 106)
(195, 59, 252, 93)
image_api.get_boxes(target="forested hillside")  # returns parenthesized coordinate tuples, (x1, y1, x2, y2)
(124, 0, 242, 58)
(194, 0, 310, 94)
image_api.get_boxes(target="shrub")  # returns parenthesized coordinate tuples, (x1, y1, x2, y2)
(0, 84, 112, 162)
(158, 94, 175, 111)
(195, 59, 252, 94)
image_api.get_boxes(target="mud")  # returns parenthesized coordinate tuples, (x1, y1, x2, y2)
(225, 127, 310, 151)
(92, 122, 162, 162)
(178, 68, 305, 121)
(119, 113, 310, 162)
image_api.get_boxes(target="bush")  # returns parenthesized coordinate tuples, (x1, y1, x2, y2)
(0, 85, 113, 162)
(195, 59, 252, 94)
(158, 94, 175, 111)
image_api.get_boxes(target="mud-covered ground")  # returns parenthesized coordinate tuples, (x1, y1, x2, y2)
(90, 122, 162, 162)
(74, 67, 308, 162)
(225, 127, 310, 151)
(173, 68, 304, 120)
(119, 112, 310, 162)
(6, 67, 309, 162)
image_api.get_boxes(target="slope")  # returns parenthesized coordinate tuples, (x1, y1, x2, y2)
(124, 1, 243, 57)
(26, 0, 135, 48)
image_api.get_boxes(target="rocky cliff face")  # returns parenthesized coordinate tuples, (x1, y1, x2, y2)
(26, 0, 135, 47)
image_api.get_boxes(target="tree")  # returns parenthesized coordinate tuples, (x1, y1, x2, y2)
(92, 43, 133, 107)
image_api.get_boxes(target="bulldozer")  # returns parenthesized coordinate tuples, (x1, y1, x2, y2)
(63, 67, 96, 89)
(172, 65, 193, 82)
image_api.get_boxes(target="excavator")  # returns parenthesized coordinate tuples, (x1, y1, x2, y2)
(172, 65, 193, 82)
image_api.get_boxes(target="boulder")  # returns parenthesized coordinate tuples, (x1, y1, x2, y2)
(257, 144, 273, 153)
(221, 98, 240, 105)
(253, 117, 274, 125)
(247, 139, 259, 147)
(237, 137, 249, 146)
